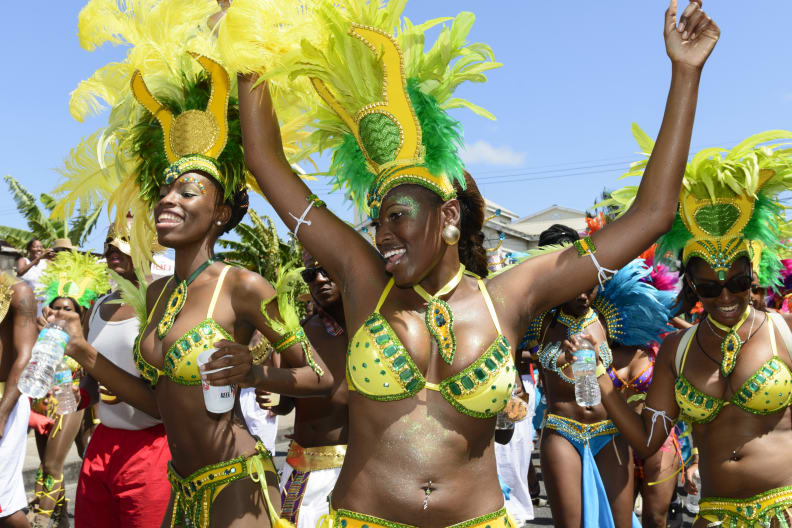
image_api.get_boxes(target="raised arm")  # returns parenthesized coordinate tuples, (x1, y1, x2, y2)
(0, 282, 36, 439)
(495, 0, 719, 328)
(237, 75, 385, 305)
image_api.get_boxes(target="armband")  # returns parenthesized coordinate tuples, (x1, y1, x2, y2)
(288, 193, 326, 237)
(691, 447, 699, 456)
(273, 329, 324, 377)
(249, 338, 275, 366)
(573, 236, 616, 287)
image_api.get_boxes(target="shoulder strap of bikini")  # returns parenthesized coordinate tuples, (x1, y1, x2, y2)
(674, 325, 697, 375)
(207, 265, 231, 319)
(768, 312, 792, 361)
(146, 277, 174, 325)
(476, 278, 503, 335)
(375, 278, 395, 313)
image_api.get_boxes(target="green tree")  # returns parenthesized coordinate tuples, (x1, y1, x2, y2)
(0, 175, 102, 250)
(218, 208, 303, 284)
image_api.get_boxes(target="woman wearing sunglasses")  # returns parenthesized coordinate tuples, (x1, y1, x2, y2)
(581, 131, 792, 527)
(224, 0, 719, 525)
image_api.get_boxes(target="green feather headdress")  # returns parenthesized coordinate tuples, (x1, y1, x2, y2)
(237, 0, 501, 217)
(601, 125, 792, 287)
(39, 251, 111, 309)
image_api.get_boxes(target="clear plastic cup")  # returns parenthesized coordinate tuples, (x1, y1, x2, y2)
(197, 349, 235, 414)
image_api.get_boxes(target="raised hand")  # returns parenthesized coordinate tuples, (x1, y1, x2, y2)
(665, 0, 720, 70)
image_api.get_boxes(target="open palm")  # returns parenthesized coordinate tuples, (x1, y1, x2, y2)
(665, 0, 720, 70)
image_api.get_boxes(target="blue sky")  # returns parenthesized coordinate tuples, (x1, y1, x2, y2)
(2, 1, 792, 253)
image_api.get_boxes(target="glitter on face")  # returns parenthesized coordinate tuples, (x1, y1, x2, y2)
(393, 195, 421, 218)
(179, 175, 207, 195)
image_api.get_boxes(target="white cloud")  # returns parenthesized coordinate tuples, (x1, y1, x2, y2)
(460, 140, 526, 167)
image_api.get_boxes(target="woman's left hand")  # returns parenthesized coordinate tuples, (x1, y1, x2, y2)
(202, 339, 255, 387)
(664, 0, 720, 70)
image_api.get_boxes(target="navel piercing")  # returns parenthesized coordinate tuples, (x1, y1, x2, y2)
(423, 481, 432, 510)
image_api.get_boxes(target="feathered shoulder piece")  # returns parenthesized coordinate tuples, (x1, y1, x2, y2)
(601, 125, 792, 288)
(106, 269, 149, 328)
(39, 251, 111, 309)
(220, 0, 500, 216)
(592, 259, 676, 346)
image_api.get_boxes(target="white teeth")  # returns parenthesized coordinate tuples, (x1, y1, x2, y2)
(157, 213, 182, 223)
(381, 248, 406, 259)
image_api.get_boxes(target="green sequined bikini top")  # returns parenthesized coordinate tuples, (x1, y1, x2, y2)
(674, 312, 792, 425)
(134, 266, 233, 386)
(347, 273, 515, 419)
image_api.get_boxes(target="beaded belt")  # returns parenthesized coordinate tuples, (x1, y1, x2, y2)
(286, 441, 347, 472)
(320, 506, 514, 528)
(543, 414, 618, 445)
(166, 442, 276, 528)
(697, 486, 792, 528)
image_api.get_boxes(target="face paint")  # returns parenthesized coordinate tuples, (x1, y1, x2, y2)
(393, 195, 420, 218)
(179, 175, 207, 195)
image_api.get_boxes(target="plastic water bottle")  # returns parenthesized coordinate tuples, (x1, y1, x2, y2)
(18, 321, 70, 399)
(571, 334, 601, 407)
(684, 468, 702, 515)
(52, 359, 77, 415)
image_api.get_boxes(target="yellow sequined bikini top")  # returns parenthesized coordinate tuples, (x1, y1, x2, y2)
(347, 274, 515, 419)
(674, 312, 792, 425)
(134, 266, 233, 386)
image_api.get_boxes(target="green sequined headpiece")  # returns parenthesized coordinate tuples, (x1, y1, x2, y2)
(601, 125, 792, 287)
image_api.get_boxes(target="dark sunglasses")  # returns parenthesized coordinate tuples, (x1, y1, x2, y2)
(301, 266, 329, 283)
(691, 274, 752, 298)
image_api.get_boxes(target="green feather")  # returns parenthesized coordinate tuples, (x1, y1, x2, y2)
(106, 269, 149, 328)
(655, 214, 692, 266)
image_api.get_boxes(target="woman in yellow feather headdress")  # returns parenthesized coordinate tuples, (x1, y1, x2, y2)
(587, 125, 792, 528)
(48, 2, 334, 527)
(226, 0, 719, 525)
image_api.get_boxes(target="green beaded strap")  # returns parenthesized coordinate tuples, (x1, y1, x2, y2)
(707, 307, 751, 377)
(156, 258, 215, 339)
(274, 328, 325, 377)
(574, 236, 596, 256)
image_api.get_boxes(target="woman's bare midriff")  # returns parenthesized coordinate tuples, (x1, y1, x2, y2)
(331, 391, 503, 527)
(157, 380, 258, 477)
(696, 406, 792, 498)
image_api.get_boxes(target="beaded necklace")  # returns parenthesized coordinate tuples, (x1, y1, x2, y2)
(706, 306, 753, 377)
(413, 264, 465, 365)
(156, 258, 215, 339)
(557, 307, 600, 337)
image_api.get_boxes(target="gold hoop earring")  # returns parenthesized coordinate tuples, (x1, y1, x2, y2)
(442, 225, 460, 246)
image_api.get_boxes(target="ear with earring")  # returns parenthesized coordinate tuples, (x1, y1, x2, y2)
(442, 224, 460, 246)
(215, 220, 222, 226)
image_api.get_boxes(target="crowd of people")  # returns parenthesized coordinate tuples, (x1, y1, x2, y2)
(3, 0, 792, 527)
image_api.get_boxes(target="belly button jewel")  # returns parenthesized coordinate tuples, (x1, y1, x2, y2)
(423, 481, 432, 510)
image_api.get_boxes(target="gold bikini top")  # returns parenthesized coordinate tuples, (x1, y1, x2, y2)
(347, 275, 515, 419)
(134, 266, 233, 386)
(674, 312, 792, 424)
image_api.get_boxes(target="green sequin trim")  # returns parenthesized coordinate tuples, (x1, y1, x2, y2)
(274, 328, 325, 377)
(163, 318, 233, 386)
(698, 485, 792, 526)
(573, 236, 596, 257)
(425, 297, 456, 365)
(334, 508, 418, 528)
(133, 333, 162, 387)
(157, 280, 187, 339)
(695, 203, 741, 237)
(675, 375, 725, 424)
(439, 335, 512, 419)
(349, 313, 426, 401)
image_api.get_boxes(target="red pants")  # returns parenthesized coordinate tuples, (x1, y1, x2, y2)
(75, 423, 171, 528)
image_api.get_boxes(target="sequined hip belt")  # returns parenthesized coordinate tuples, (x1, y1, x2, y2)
(543, 413, 618, 444)
(320, 506, 514, 528)
(166, 442, 279, 528)
(286, 441, 347, 472)
(697, 486, 792, 528)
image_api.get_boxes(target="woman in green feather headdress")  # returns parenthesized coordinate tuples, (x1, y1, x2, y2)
(225, 0, 720, 525)
(581, 125, 792, 527)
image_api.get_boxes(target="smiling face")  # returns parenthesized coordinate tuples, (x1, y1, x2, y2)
(28, 239, 43, 259)
(153, 171, 230, 249)
(686, 256, 752, 326)
(373, 185, 456, 287)
(301, 251, 340, 310)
